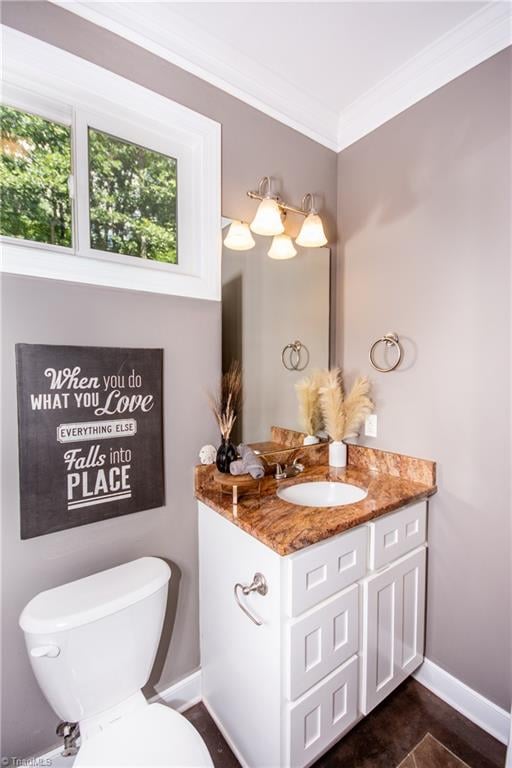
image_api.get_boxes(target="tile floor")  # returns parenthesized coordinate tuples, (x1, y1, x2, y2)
(398, 733, 471, 767)
(184, 678, 506, 768)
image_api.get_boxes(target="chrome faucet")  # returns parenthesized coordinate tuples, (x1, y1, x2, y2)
(271, 457, 305, 481)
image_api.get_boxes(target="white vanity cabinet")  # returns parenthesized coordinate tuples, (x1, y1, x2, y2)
(198, 499, 428, 768)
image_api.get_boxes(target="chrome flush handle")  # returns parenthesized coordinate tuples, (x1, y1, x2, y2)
(30, 644, 61, 658)
(234, 572, 268, 626)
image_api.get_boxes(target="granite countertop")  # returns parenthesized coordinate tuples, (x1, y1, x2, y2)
(195, 441, 437, 556)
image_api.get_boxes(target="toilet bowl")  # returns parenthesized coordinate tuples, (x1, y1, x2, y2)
(74, 702, 212, 767)
(19, 557, 213, 767)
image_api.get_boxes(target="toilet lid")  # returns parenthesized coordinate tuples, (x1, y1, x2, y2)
(74, 703, 214, 767)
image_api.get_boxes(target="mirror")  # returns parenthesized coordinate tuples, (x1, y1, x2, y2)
(222, 226, 330, 443)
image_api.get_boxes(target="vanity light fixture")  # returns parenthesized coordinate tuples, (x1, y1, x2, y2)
(249, 177, 285, 236)
(247, 178, 328, 247)
(295, 193, 328, 248)
(268, 233, 297, 260)
(223, 220, 255, 251)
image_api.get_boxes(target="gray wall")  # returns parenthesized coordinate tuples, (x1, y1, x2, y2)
(338, 48, 511, 710)
(1, 2, 337, 759)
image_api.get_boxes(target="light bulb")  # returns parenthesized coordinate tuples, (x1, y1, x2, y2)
(267, 233, 297, 260)
(250, 198, 284, 236)
(223, 220, 255, 251)
(295, 213, 327, 248)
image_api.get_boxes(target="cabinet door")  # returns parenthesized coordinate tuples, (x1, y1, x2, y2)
(360, 546, 426, 715)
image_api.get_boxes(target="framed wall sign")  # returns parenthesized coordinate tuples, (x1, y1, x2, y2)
(15, 344, 164, 539)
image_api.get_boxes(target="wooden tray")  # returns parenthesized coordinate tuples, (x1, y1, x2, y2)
(213, 469, 262, 505)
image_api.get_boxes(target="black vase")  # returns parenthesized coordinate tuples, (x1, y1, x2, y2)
(216, 437, 237, 473)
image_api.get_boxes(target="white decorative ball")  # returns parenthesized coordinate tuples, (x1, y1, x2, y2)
(199, 444, 217, 465)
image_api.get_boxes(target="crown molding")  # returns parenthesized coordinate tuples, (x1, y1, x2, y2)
(48, 0, 340, 151)
(337, 2, 512, 150)
(49, 1, 512, 154)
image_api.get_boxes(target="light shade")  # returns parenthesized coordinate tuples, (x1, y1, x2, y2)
(295, 213, 327, 248)
(250, 198, 284, 236)
(268, 233, 297, 260)
(223, 220, 255, 251)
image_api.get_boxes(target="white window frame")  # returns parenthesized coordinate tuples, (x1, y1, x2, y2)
(0, 26, 221, 301)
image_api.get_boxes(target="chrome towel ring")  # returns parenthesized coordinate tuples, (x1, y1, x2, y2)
(234, 572, 268, 626)
(282, 340, 310, 371)
(369, 332, 403, 372)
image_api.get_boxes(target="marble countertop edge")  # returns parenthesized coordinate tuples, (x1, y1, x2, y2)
(194, 445, 437, 556)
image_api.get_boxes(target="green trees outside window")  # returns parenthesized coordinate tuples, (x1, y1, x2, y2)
(0, 105, 72, 247)
(88, 128, 178, 264)
(0, 106, 178, 265)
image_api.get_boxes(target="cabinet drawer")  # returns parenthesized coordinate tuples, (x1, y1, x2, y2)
(285, 656, 358, 768)
(286, 584, 358, 701)
(368, 502, 426, 570)
(287, 526, 367, 617)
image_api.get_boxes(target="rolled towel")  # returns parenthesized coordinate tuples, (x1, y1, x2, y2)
(230, 444, 265, 479)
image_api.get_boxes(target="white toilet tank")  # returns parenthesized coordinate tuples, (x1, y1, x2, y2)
(19, 557, 171, 723)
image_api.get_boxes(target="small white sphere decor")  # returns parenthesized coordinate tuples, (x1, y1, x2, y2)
(199, 444, 217, 465)
(329, 440, 347, 468)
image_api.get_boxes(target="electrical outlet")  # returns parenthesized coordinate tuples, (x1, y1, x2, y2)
(365, 414, 378, 438)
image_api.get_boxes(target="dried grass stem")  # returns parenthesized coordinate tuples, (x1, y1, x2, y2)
(209, 361, 242, 440)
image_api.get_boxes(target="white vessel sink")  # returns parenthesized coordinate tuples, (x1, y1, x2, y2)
(277, 481, 367, 508)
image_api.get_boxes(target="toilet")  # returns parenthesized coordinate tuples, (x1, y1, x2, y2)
(19, 557, 213, 767)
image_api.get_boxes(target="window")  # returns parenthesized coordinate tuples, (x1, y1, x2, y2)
(2, 27, 220, 300)
(0, 109, 179, 264)
(88, 128, 178, 264)
(0, 105, 72, 247)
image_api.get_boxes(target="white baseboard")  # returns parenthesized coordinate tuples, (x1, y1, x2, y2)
(30, 669, 203, 765)
(413, 658, 510, 745)
(152, 669, 202, 713)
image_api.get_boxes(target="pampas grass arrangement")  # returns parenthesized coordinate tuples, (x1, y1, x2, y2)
(319, 368, 346, 441)
(295, 370, 326, 438)
(319, 368, 373, 441)
(209, 360, 242, 440)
